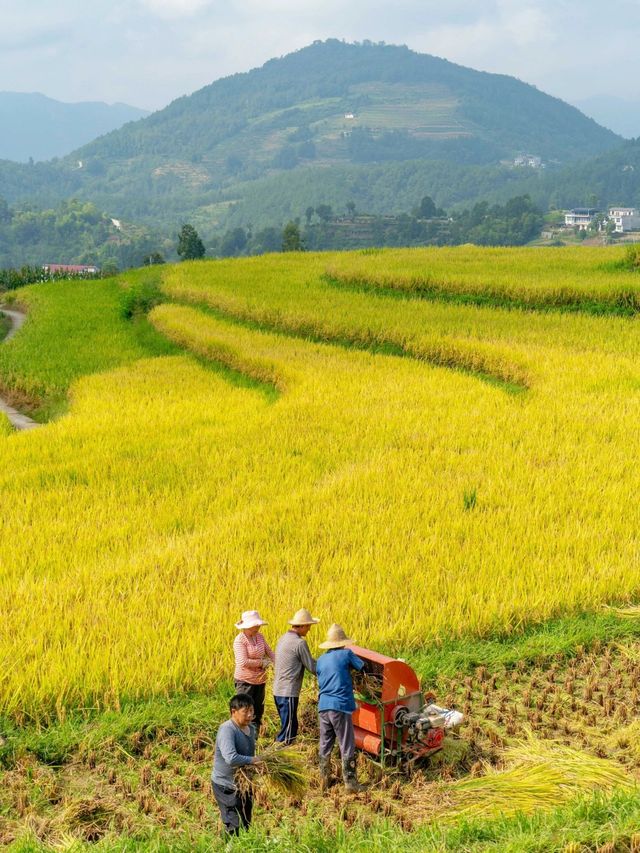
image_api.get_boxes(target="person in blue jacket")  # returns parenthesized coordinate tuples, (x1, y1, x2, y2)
(316, 623, 366, 793)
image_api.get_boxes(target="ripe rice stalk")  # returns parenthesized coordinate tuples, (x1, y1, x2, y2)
(612, 643, 640, 664)
(235, 746, 306, 798)
(5, 249, 640, 721)
(50, 796, 119, 837)
(604, 605, 640, 619)
(408, 762, 567, 823)
(352, 671, 383, 703)
(606, 720, 640, 763)
(504, 736, 635, 791)
(407, 736, 635, 824)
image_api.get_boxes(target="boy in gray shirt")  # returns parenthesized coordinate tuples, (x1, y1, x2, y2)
(211, 693, 263, 835)
(273, 608, 320, 744)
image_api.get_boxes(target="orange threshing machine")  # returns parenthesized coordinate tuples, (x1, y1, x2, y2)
(349, 645, 463, 768)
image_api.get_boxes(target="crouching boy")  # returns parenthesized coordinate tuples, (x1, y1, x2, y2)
(211, 693, 263, 836)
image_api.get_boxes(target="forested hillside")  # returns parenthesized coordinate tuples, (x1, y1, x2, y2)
(0, 41, 622, 239)
(0, 197, 166, 270)
(78, 39, 617, 168)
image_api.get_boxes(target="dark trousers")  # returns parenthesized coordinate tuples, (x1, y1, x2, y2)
(274, 695, 299, 744)
(235, 681, 266, 733)
(319, 709, 355, 762)
(212, 781, 253, 835)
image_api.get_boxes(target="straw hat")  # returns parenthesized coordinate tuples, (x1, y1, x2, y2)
(319, 623, 354, 649)
(235, 610, 267, 630)
(288, 608, 320, 626)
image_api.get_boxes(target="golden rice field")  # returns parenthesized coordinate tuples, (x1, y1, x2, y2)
(2, 245, 640, 722)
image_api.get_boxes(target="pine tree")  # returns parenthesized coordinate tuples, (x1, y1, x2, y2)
(177, 224, 205, 260)
(282, 221, 304, 252)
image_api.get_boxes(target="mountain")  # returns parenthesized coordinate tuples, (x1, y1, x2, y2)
(0, 41, 624, 236)
(0, 92, 149, 162)
(574, 95, 640, 140)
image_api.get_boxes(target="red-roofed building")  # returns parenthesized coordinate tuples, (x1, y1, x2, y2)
(43, 264, 100, 276)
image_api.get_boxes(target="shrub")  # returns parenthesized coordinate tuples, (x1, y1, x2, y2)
(119, 273, 164, 319)
(624, 244, 640, 271)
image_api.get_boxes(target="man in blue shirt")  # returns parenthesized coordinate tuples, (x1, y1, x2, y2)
(316, 623, 366, 793)
(211, 693, 263, 835)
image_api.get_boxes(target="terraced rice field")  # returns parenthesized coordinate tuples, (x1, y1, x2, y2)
(1, 247, 640, 717)
(2, 245, 640, 850)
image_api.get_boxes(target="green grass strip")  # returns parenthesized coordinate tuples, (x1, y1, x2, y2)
(0, 275, 177, 421)
(403, 609, 640, 682)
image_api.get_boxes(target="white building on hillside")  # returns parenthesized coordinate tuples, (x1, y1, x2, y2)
(608, 207, 640, 233)
(513, 154, 543, 169)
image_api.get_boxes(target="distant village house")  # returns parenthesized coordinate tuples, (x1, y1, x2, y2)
(608, 207, 640, 233)
(513, 154, 543, 169)
(563, 206, 640, 233)
(43, 263, 100, 276)
(564, 208, 600, 230)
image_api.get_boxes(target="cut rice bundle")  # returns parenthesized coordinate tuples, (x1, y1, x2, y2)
(407, 736, 635, 824)
(235, 745, 306, 798)
(604, 605, 640, 619)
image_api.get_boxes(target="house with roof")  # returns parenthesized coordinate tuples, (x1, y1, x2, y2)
(608, 207, 640, 233)
(564, 208, 600, 230)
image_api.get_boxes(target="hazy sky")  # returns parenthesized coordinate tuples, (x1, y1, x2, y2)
(1, 0, 637, 112)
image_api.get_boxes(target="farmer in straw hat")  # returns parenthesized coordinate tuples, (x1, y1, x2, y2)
(273, 607, 320, 744)
(316, 623, 367, 793)
(233, 610, 275, 735)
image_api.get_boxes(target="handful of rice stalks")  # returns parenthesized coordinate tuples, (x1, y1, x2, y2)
(604, 604, 640, 620)
(235, 745, 306, 798)
(407, 735, 635, 824)
(352, 670, 382, 703)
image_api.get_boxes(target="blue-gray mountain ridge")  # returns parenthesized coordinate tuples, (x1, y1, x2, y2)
(0, 92, 149, 163)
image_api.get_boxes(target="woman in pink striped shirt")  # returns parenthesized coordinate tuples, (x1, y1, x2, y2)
(233, 610, 275, 734)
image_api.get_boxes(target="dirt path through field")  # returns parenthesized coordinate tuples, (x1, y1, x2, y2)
(0, 307, 40, 431)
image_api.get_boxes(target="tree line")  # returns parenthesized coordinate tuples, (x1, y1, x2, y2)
(182, 193, 544, 259)
(0, 192, 545, 285)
